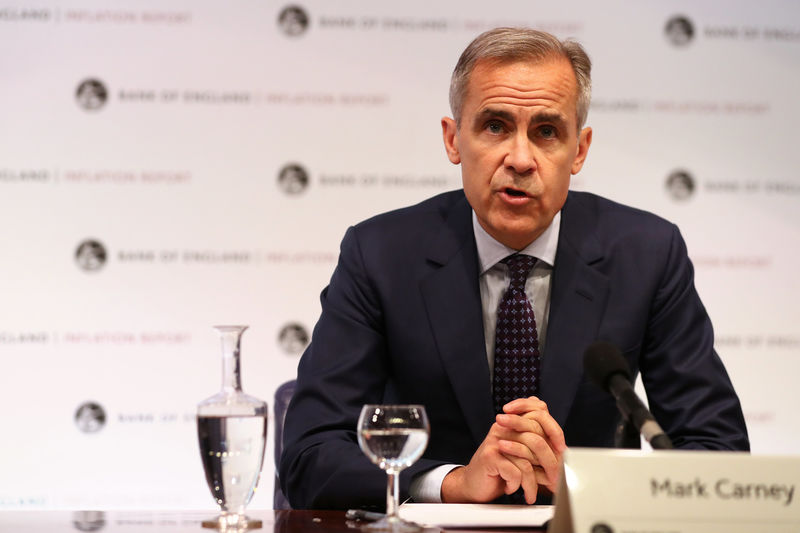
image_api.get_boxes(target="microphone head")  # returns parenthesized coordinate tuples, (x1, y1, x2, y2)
(583, 341, 631, 392)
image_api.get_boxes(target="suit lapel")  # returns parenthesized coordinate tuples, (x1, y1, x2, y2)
(419, 196, 495, 447)
(541, 193, 610, 426)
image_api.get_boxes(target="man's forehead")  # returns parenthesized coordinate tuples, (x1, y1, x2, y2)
(464, 57, 578, 114)
(468, 56, 576, 93)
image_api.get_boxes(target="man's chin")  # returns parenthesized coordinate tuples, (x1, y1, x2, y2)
(488, 220, 545, 250)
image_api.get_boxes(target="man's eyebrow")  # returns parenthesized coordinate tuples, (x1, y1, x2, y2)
(473, 107, 514, 125)
(472, 108, 569, 128)
(529, 111, 568, 127)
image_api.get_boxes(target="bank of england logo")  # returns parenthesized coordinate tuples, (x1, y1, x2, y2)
(665, 169, 696, 201)
(278, 163, 310, 195)
(75, 402, 107, 433)
(278, 322, 309, 355)
(278, 5, 310, 37)
(665, 15, 695, 47)
(75, 239, 107, 272)
(72, 510, 106, 532)
(75, 78, 108, 111)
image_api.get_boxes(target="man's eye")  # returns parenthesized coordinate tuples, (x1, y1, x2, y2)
(486, 121, 504, 134)
(539, 125, 557, 138)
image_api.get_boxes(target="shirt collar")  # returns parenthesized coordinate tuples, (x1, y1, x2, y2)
(472, 210, 561, 275)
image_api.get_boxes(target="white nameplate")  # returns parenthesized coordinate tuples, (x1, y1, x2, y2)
(548, 448, 800, 533)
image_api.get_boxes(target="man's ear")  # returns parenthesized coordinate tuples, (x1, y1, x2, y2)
(442, 117, 461, 164)
(571, 127, 592, 175)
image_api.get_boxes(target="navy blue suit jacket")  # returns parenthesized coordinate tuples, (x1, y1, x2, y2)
(279, 189, 749, 510)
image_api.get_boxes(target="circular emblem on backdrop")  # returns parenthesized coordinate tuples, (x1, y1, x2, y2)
(590, 524, 614, 533)
(278, 322, 309, 355)
(665, 169, 696, 201)
(74, 402, 107, 433)
(72, 510, 106, 531)
(664, 15, 695, 47)
(277, 5, 310, 37)
(75, 78, 108, 111)
(75, 239, 107, 272)
(278, 163, 310, 195)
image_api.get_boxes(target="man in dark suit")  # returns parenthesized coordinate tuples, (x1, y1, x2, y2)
(279, 27, 749, 510)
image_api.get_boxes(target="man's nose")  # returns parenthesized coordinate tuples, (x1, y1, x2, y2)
(504, 133, 536, 174)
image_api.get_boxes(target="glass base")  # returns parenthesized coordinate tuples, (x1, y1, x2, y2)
(201, 514, 262, 530)
(360, 516, 425, 532)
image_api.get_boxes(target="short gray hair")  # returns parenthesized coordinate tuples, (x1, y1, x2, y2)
(449, 27, 592, 130)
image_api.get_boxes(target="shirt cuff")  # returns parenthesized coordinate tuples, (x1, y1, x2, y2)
(409, 464, 462, 503)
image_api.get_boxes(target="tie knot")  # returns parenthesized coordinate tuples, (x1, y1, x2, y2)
(501, 254, 536, 290)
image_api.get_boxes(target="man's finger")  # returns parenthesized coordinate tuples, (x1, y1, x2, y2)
(493, 455, 523, 495)
(503, 396, 548, 414)
(494, 422, 561, 485)
(496, 411, 566, 454)
(501, 453, 538, 501)
(516, 432, 560, 485)
(497, 438, 536, 463)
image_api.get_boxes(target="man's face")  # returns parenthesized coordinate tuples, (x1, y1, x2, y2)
(442, 57, 592, 250)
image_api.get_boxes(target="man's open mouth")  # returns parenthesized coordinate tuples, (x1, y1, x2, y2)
(504, 187, 528, 197)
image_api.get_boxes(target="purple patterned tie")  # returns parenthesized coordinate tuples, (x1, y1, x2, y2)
(493, 254, 540, 414)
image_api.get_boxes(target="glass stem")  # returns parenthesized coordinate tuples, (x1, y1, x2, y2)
(386, 470, 399, 520)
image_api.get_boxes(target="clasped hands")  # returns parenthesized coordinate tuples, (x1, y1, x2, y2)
(441, 396, 566, 504)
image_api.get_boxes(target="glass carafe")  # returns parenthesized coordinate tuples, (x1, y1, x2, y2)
(197, 325, 267, 530)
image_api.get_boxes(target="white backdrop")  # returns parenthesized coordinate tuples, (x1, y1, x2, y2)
(1, 0, 798, 511)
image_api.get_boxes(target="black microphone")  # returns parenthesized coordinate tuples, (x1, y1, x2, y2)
(583, 341, 674, 450)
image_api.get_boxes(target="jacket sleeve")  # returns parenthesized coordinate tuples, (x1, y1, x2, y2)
(640, 224, 749, 451)
(278, 226, 449, 510)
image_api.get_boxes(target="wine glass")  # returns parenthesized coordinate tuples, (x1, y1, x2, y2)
(357, 405, 430, 531)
